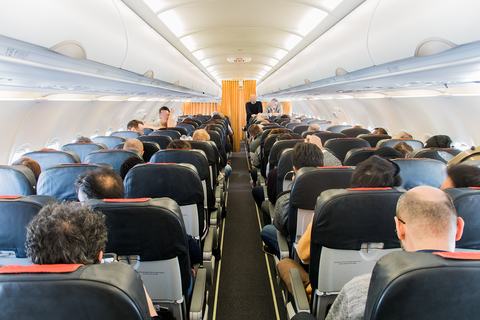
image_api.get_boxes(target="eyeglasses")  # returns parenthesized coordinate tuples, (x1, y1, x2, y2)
(397, 216, 406, 224)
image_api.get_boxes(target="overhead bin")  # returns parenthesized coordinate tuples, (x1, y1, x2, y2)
(0, 0, 220, 97)
(258, 0, 480, 96)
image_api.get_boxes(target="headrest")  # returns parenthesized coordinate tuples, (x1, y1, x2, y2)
(149, 130, 181, 140)
(138, 135, 173, 149)
(22, 151, 80, 170)
(312, 187, 405, 251)
(290, 166, 354, 210)
(269, 140, 304, 166)
(410, 148, 461, 163)
(377, 139, 424, 150)
(0, 165, 37, 196)
(326, 125, 352, 133)
(189, 141, 217, 165)
(85, 197, 187, 262)
(364, 251, 480, 320)
(443, 188, 480, 250)
(37, 164, 108, 201)
(61, 143, 107, 162)
(391, 158, 447, 190)
(92, 136, 127, 149)
(344, 148, 377, 166)
(111, 131, 141, 140)
(124, 163, 203, 205)
(0, 195, 58, 258)
(150, 149, 209, 180)
(0, 263, 150, 320)
(0, 264, 83, 274)
(84, 149, 142, 174)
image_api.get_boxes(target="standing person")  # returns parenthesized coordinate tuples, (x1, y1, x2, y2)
(245, 94, 263, 130)
(144, 106, 177, 129)
(265, 98, 283, 116)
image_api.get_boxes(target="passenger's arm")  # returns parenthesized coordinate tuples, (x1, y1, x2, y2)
(167, 108, 177, 127)
(296, 216, 313, 264)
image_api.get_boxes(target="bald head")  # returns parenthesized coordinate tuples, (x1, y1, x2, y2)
(395, 186, 463, 252)
(124, 138, 144, 155)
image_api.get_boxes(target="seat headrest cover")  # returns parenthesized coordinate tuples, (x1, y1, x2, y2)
(433, 252, 480, 260)
(0, 195, 23, 199)
(0, 264, 83, 274)
(103, 198, 150, 203)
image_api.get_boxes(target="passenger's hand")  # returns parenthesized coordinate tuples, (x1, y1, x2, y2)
(305, 134, 324, 150)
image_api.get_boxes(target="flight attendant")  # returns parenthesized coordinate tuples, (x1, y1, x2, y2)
(245, 94, 263, 130)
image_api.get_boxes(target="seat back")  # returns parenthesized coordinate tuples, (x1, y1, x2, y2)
(161, 127, 188, 136)
(340, 128, 371, 137)
(268, 139, 304, 169)
(92, 136, 127, 149)
(324, 138, 370, 163)
(85, 198, 192, 315)
(344, 148, 378, 166)
(61, 142, 107, 162)
(313, 132, 347, 145)
(151, 150, 213, 209)
(0, 165, 37, 196)
(124, 163, 204, 239)
(357, 134, 392, 147)
(0, 263, 151, 320)
(391, 158, 447, 190)
(37, 164, 111, 201)
(444, 188, 480, 250)
(289, 167, 354, 244)
(364, 251, 480, 320)
(138, 135, 172, 150)
(286, 122, 303, 130)
(189, 141, 220, 185)
(292, 125, 310, 135)
(377, 138, 424, 150)
(149, 130, 181, 140)
(326, 125, 352, 132)
(262, 133, 302, 177)
(111, 131, 142, 140)
(0, 195, 58, 265)
(22, 150, 80, 171)
(410, 148, 461, 163)
(276, 149, 294, 196)
(310, 188, 404, 318)
(176, 123, 195, 134)
(85, 150, 142, 175)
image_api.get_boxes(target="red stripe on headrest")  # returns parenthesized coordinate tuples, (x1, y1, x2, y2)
(59, 163, 93, 165)
(103, 198, 150, 203)
(434, 252, 480, 260)
(317, 166, 351, 169)
(362, 148, 379, 150)
(347, 187, 392, 191)
(146, 163, 177, 165)
(0, 264, 83, 274)
(469, 187, 480, 190)
(0, 195, 24, 199)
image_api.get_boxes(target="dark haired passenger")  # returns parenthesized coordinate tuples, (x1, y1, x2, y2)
(372, 127, 388, 135)
(12, 157, 41, 181)
(75, 136, 92, 143)
(144, 106, 177, 129)
(393, 141, 413, 158)
(373, 146, 403, 159)
(440, 164, 480, 190)
(167, 139, 191, 149)
(277, 155, 402, 302)
(120, 156, 145, 180)
(75, 167, 125, 202)
(425, 134, 453, 148)
(21, 202, 159, 318)
(127, 120, 145, 135)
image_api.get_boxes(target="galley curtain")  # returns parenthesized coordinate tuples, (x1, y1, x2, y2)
(181, 102, 219, 116)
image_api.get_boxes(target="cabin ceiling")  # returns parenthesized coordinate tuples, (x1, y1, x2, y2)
(122, 0, 364, 85)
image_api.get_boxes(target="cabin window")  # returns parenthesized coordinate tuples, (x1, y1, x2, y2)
(452, 139, 470, 151)
(91, 130, 99, 139)
(47, 138, 60, 150)
(10, 146, 32, 164)
(105, 127, 113, 136)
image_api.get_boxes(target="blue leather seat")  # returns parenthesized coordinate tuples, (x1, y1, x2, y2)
(138, 135, 172, 150)
(357, 134, 391, 147)
(344, 147, 378, 166)
(391, 158, 447, 190)
(92, 136, 127, 149)
(410, 148, 461, 163)
(111, 131, 142, 140)
(340, 128, 371, 137)
(326, 125, 352, 132)
(61, 142, 107, 162)
(376, 138, 424, 150)
(324, 138, 370, 163)
(149, 130, 181, 140)
(22, 150, 80, 171)
(85, 149, 142, 175)
(0, 165, 37, 196)
(313, 131, 347, 145)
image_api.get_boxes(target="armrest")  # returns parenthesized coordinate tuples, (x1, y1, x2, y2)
(289, 268, 310, 314)
(203, 229, 213, 261)
(277, 230, 290, 260)
(189, 268, 207, 320)
(269, 201, 275, 220)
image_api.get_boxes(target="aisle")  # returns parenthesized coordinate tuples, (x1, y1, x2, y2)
(207, 143, 287, 320)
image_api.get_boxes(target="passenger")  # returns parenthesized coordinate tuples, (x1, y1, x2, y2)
(212, 113, 234, 135)
(352, 125, 363, 129)
(120, 156, 145, 180)
(307, 124, 320, 132)
(325, 186, 464, 320)
(265, 98, 283, 115)
(372, 127, 388, 135)
(290, 119, 302, 123)
(124, 138, 144, 156)
(277, 156, 402, 301)
(75, 136, 92, 143)
(75, 167, 125, 202)
(425, 134, 453, 148)
(250, 128, 289, 168)
(279, 114, 290, 119)
(205, 124, 217, 132)
(393, 141, 413, 158)
(167, 139, 191, 149)
(12, 157, 41, 181)
(392, 130, 413, 139)
(440, 164, 480, 190)
(127, 120, 145, 135)
(192, 129, 210, 141)
(23, 202, 160, 318)
(260, 142, 326, 255)
(305, 134, 343, 166)
(144, 106, 176, 129)
(373, 146, 403, 159)
(248, 124, 263, 153)
(195, 113, 203, 117)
